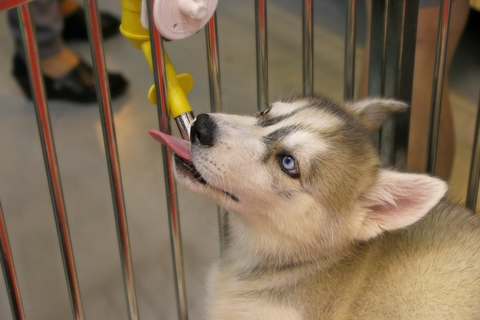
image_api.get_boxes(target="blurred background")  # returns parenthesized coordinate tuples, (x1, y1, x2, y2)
(0, 0, 479, 319)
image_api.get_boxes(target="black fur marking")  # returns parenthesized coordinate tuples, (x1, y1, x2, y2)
(273, 187, 294, 199)
(257, 106, 310, 127)
(260, 106, 271, 115)
(282, 95, 355, 123)
(224, 191, 240, 202)
(261, 125, 302, 164)
(262, 125, 302, 145)
(257, 113, 293, 127)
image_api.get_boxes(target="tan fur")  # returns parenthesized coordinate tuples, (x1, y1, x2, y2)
(172, 96, 480, 319)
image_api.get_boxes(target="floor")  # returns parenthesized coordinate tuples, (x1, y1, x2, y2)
(0, 1, 479, 319)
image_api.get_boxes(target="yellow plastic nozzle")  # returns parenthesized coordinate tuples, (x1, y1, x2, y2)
(141, 41, 193, 116)
(148, 85, 157, 104)
(120, 9, 193, 118)
(164, 53, 193, 118)
(141, 41, 154, 71)
(119, 0, 150, 48)
(147, 73, 194, 105)
(176, 73, 194, 95)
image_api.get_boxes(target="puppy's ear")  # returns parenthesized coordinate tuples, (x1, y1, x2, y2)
(355, 169, 447, 241)
(348, 98, 409, 132)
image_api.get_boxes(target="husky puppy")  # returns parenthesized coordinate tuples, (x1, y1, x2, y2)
(149, 96, 480, 319)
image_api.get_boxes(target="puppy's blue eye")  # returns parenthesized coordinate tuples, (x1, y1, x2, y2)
(279, 155, 299, 177)
(282, 156, 295, 170)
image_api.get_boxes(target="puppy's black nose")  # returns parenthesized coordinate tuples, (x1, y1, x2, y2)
(191, 113, 216, 147)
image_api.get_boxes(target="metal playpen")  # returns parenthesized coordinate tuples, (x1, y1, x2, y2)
(1, 0, 479, 319)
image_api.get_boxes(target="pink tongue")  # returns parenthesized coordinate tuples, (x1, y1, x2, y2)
(148, 130, 192, 162)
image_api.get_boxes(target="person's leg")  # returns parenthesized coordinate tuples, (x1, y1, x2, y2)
(7, 0, 64, 60)
(58, 0, 79, 17)
(60, 0, 121, 41)
(358, 0, 470, 181)
(7, 0, 127, 102)
(7, 0, 80, 78)
(8, 0, 120, 58)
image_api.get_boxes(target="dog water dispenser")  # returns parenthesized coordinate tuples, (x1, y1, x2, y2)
(153, 0, 218, 40)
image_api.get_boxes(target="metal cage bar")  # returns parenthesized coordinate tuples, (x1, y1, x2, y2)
(205, 13, 228, 254)
(302, 0, 314, 96)
(255, 0, 269, 111)
(17, 4, 85, 319)
(206, 13, 223, 114)
(146, 0, 189, 318)
(368, 0, 390, 148)
(378, 0, 419, 168)
(83, 0, 140, 319)
(425, 0, 453, 175)
(344, 0, 356, 101)
(368, 0, 389, 98)
(0, 200, 26, 320)
(3, 1, 480, 319)
(0, 0, 30, 12)
(466, 94, 480, 211)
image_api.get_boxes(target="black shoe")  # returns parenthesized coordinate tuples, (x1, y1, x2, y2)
(12, 54, 128, 103)
(467, 9, 480, 35)
(63, 8, 121, 42)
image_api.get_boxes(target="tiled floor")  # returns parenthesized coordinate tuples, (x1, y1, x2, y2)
(0, 0, 478, 319)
